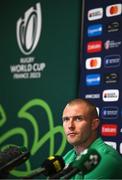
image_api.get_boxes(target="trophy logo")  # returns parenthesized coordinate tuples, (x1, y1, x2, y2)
(16, 3, 42, 55)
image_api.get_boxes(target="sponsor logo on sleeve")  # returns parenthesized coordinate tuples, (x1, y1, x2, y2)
(86, 73, 101, 86)
(101, 106, 119, 119)
(104, 141, 117, 150)
(102, 89, 119, 102)
(87, 24, 103, 37)
(85, 57, 101, 70)
(87, 41, 102, 53)
(104, 55, 121, 68)
(101, 124, 118, 136)
(88, 8, 103, 21)
(106, 4, 122, 17)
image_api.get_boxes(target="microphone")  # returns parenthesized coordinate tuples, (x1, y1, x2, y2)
(23, 155, 65, 179)
(50, 148, 101, 179)
(0, 145, 30, 178)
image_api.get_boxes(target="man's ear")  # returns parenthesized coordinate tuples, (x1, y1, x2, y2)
(92, 118, 100, 130)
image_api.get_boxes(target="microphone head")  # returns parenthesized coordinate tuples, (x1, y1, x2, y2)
(41, 155, 65, 176)
(50, 149, 101, 179)
(72, 148, 101, 175)
(0, 145, 30, 173)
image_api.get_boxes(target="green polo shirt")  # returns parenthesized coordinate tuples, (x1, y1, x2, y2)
(63, 137, 122, 179)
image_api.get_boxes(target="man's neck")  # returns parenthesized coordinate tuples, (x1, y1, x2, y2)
(74, 136, 97, 155)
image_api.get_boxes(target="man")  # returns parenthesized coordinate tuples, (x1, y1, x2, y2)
(62, 98, 122, 179)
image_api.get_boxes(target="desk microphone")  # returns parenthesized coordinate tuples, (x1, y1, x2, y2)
(23, 155, 65, 179)
(0, 145, 30, 178)
(50, 148, 101, 179)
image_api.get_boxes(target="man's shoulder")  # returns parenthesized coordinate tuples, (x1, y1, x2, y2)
(92, 137, 122, 163)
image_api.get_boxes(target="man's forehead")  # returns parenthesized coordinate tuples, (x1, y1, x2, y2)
(63, 103, 89, 114)
(65, 102, 88, 109)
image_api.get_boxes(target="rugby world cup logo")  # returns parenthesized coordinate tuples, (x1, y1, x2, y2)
(16, 3, 42, 55)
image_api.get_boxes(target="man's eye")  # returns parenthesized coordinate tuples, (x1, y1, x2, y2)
(75, 116, 84, 121)
(62, 117, 69, 122)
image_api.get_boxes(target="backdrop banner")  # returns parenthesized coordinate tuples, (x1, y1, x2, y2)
(0, 0, 81, 178)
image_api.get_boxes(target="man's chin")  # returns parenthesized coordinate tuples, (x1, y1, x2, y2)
(67, 139, 79, 146)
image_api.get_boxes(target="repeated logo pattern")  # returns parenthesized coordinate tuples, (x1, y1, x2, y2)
(80, 1, 122, 153)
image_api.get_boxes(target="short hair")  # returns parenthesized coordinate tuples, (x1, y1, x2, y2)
(67, 98, 99, 119)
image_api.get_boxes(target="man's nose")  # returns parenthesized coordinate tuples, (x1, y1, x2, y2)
(68, 118, 75, 128)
